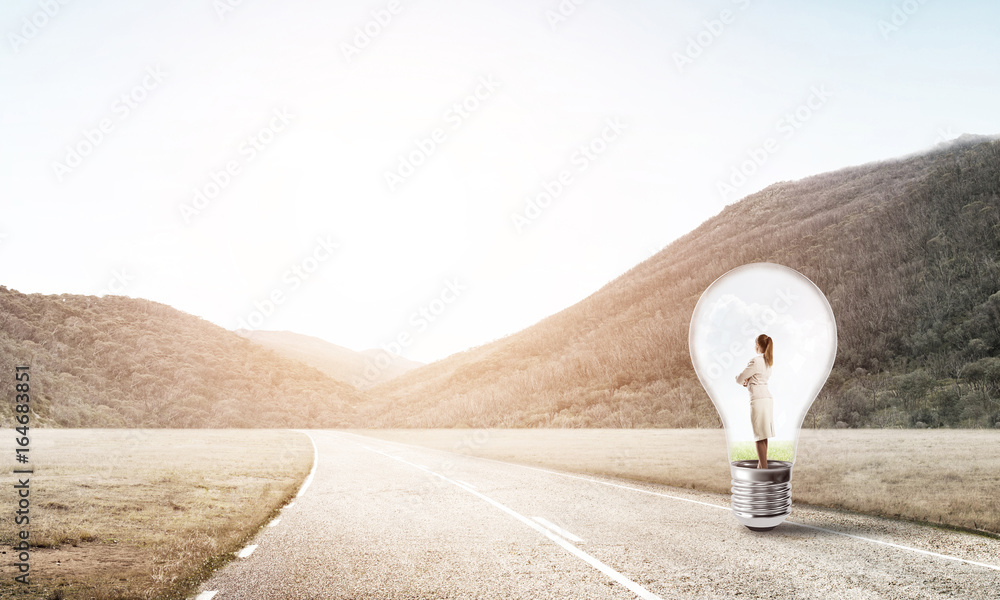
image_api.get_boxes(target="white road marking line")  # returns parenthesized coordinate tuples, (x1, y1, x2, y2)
(331, 430, 727, 512)
(194, 591, 218, 600)
(533, 516, 584, 543)
(237, 544, 258, 558)
(331, 431, 1000, 573)
(267, 517, 281, 527)
(293, 430, 319, 498)
(511, 465, 1000, 573)
(454, 479, 476, 489)
(513, 462, 729, 511)
(285, 501, 296, 509)
(788, 521, 1000, 573)
(362, 445, 663, 600)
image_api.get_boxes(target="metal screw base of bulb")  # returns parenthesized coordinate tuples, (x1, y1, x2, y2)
(730, 460, 792, 531)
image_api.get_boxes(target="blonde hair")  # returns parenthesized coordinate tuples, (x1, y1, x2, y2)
(756, 334, 773, 367)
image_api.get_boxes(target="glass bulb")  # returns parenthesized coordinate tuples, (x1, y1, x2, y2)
(689, 262, 837, 530)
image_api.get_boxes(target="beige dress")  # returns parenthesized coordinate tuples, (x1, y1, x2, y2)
(736, 354, 774, 441)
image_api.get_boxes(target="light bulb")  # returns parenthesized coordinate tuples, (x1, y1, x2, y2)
(688, 262, 837, 530)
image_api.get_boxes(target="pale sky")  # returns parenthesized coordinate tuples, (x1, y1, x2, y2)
(2, 0, 999, 363)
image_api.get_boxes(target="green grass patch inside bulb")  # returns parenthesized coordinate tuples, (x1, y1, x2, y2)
(729, 439, 794, 462)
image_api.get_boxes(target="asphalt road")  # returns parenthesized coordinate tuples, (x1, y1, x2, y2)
(192, 430, 1000, 599)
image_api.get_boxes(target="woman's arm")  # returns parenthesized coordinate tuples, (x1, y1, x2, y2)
(735, 357, 759, 386)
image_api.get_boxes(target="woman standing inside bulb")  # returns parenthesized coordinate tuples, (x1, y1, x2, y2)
(736, 334, 775, 469)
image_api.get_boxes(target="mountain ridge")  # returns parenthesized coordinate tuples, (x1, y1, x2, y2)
(234, 328, 422, 388)
(356, 135, 1000, 429)
(3, 136, 998, 430)
(0, 290, 362, 428)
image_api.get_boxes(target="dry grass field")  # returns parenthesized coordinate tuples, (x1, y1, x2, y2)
(358, 428, 1000, 536)
(0, 429, 312, 600)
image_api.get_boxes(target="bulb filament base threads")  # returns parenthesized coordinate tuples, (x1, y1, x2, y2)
(730, 460, 792, 531)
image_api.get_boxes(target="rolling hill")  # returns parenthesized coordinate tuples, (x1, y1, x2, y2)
(0, 291, 362, 428)
(235, 329, 422, 388)
(356, 135, 1000, 429)
(3, 136, 998, 431)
